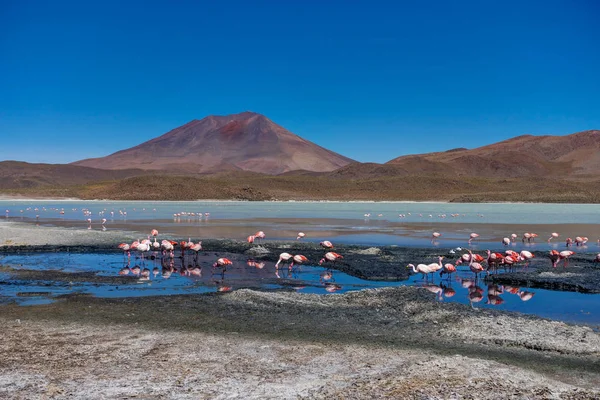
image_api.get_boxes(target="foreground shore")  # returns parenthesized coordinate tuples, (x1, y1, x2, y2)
(1, 221, 599, 399)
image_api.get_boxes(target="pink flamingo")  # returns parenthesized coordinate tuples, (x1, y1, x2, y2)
(550, 250, 574, 268)
(468, 233, 479, 244)
(407, 263, 433, 280)
(468, 250, 485, 279)
(548, 232, 559, 243)
(486, 250, 504, 274)
(320, 240, 334, 249)
(431, 232, 441, 242)
(118, 243, 131, 260)
(439, 261, 457, 280)
(501, 255, 518, 272)
(519, 250, 534, 268)
(275, 252, 293, 268)
(291, 254, 308, 268)
(254, 231, 266, 243)
(425, 256, 444, 279)
(296, 232, 306, 240)
(212, 258, 233, 275)
(319, 252, 343, 266)
(136, 241, 151, 260)
(189, 242, 202, 263)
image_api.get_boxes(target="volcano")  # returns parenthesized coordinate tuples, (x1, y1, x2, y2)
(72, 112, 354, 174)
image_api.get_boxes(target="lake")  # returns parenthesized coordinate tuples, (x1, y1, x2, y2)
(2, 200, 600, 248)
(1, 200, 599, 327)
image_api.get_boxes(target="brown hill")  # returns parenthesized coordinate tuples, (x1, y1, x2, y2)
(386, 130, 600, 178)
(72, 112, 354, 174)
(0, 161, 147, 189)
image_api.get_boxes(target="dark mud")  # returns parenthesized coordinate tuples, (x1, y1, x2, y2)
(0, 265, 138, 285)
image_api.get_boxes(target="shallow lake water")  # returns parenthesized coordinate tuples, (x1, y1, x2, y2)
(3, 200, 600, 248)
(1, 200, 599, 327)
(0, 251, 598, 328)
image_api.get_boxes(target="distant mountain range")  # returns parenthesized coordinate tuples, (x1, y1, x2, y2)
(72, 111, 353, 175)
(0, 113, 598, 201)
(384, 129, 600, 178)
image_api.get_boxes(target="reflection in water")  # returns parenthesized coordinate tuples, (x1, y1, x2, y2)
(0, 251, 598, 326)
(324, 283, 342, 293)
(116, 252, 533, 310)
(420, 278, 539, 309)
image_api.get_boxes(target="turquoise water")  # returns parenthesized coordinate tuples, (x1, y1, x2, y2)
(2, 200, 600, 248)
(3, 199, 600, 224)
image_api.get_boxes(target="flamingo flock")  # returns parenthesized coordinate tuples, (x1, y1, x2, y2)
(17, 204, 590, 306)
(406, 237, 585, 285)
(117, 230, 346, 290)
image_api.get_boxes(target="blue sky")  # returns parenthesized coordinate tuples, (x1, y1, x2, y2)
(1, 0, 599, 164)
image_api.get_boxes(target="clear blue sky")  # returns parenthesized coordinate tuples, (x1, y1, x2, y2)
(1, 0, 599, 164)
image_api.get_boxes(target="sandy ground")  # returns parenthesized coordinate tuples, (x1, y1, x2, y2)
(1, 220, 600, 399)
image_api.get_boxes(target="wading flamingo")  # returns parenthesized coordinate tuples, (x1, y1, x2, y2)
(275, 252, 294, 268)
(425, 256, 444, 279)
(550, 250, 574, 268)
(189, 242, 202, 261)
(468, 233, 479, 244)
(407, 263, 433, 280)
(468, 250, 485, 279)
(486, 250, 504, 274)
(548, 232, 559, 243)
(291, 254, 308, 268)
(296, 232, 305, 240)
(136, 241, 151, 260)
(439, 261, 457, 280)
(118, 243, 131, 259)
(319, 252, 343, 266)
(212, 258, 233, 275)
